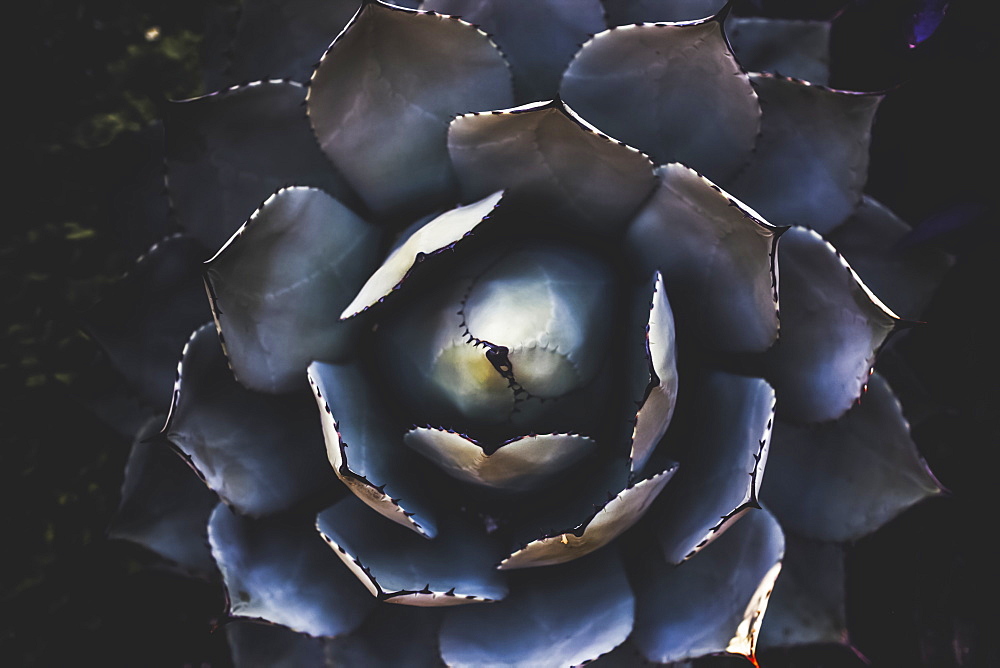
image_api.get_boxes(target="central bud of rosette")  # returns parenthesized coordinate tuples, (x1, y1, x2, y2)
(379, 243, 618, 491)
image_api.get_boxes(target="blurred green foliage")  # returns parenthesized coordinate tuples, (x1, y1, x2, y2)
(5, 1, 234, 664)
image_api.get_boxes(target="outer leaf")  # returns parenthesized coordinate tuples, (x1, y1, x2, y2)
(624, 163, 780, 353)
(405, 428, 596, 491)
(164, 325, 339, 516)
(166, 80, 355, 251)
(582, 640, 651, 667)
(317, 496, 508, 606)
(227, 608, 445, 667)
(653, 370, 776, 563)
(828, 195, 954, 320)
(324, 605, 445, 667)
(208, 504, 375, 637)
(632, 509, 785, 664)
(205, 187, 381, 394)
(422, 0, 606, 103)
(762, 372, 943, 542)
(561, 19, 760, 183)
(727, 18, 831, 85)
(308, 1, 514, 217)
(227, 0, 360, 83)
(765, 227, 899, 424)
(728, 74, 881, 233)
(626, 272, 679, 474)
(602, 0, 726, 24)
(226, 621, 328, 668)
(109, 416, 217, 575)
(308, 360, 440, 538)
(440, 549, 634, 667)
(448, 101, 656, 237)
(340, 191, 503, 318)
(85, 234, 210, 410)
(499, 460, 677, 569)
(759, 535, 848, 649)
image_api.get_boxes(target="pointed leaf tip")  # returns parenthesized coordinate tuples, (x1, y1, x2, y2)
(340, 191, 504, 320)
(308, 3, 513, 217)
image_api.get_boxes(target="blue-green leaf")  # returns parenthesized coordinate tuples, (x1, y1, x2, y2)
(440, 549, 634, 667)
(653, 369, 775, 563)
(448, 101, 656, 237)
(727, 18, 831, 85)
(728, 74, 881, 233)
(205, 187, 381, 394)
(110, 416, 217, 576)
(209, 503, 375, 637)
(632, 509, 784, 664)
(762, 372, 943, 542)
(561, 19, 760, 183)
(423, 0, 606, 103)
(624, 163, 780, 353)
(308, 1, 513, 217)
(317, 496, 508, 606)
(166, 81, 355, 250)
(308, 360, 440, 538)
(765, 227, 899, 423)
(165, 325, 339, 516)
(828, 196, 954, 320)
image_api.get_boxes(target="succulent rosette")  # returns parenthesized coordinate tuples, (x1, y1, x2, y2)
(98, 0, 953, 665)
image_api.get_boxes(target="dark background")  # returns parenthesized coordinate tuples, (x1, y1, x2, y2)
(5, 0, 995, 665)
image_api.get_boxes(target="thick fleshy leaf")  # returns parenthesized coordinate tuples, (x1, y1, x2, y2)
(227, 0, 360, 83)
(85, 234, 210, 410)
(762, 372, 943, 542)
(828, 196, 954, 320)
(654, 370, 776, 564)
(226, 621, 327, 668)
(405, 428, 596, 491)
(227, 609, 445, 667)
(765, 226, 899, 424)
(759, 535, 848, 649)
(423, 0, 606, 103)
(583, 639, 651, 667)
(561, 19, 760, 183)
(500, 461, 678, 569)
(626, 272, 678, 473)
(317, 496, 507, 606)
(340, 191, 503, 319)
(324, 605, 445, 667)
(166, 80, 356, 250)
(208, 504, 375, 637)
(727, 18, 831, 85)
(729, 74, 881, 233)
(109, 416, 217, 575)
(165, 324, 339, 516)
(624, 163, 780, 353)
(205, 187, 381, 394)
(440, 549, 634, 667)
(308, 360, 439, 538)
(448, 101, 656, 237)
(632, 509, 785, 664)
(603, 0, 726, 24)
(308, 1, 514, 217)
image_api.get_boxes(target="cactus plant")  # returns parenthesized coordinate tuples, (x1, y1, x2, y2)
(94, 1, 958, 665)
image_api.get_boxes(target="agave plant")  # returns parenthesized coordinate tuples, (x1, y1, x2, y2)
(98, 0, 954, 665)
